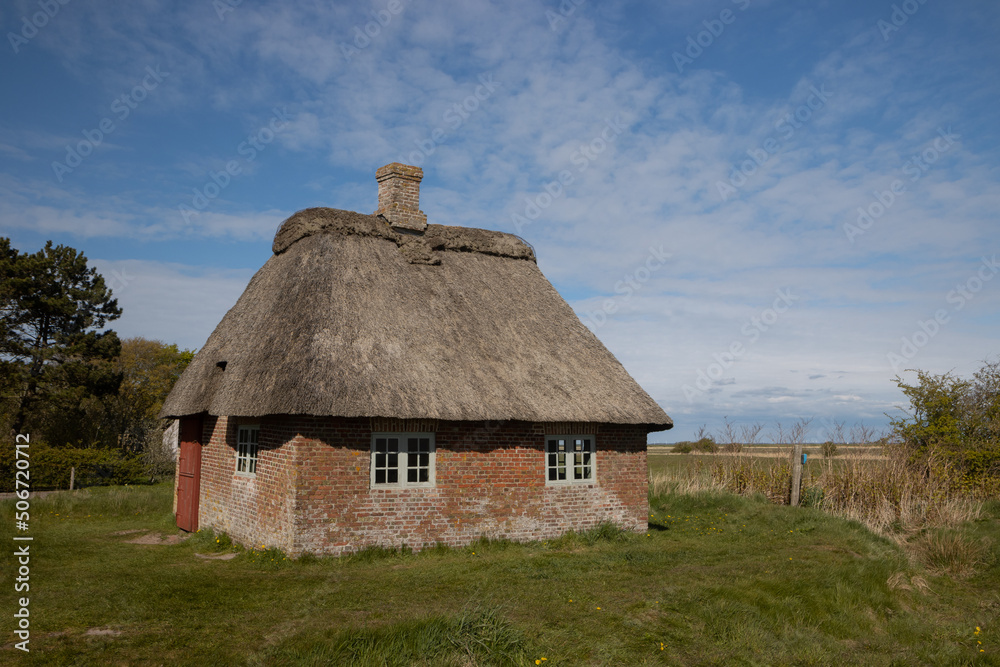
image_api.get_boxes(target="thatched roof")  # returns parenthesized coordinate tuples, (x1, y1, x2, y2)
(160, 207, 671, 429)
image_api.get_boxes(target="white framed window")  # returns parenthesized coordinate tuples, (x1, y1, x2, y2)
(546, 435, 595, 484)
(236, 425, 260, 475)
(371, 433, 435, 488)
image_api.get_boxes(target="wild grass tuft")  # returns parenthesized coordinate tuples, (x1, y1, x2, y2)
(912, 530, 994, 578)
(549, 521, 632, 549)
(262, 605, 533, 666)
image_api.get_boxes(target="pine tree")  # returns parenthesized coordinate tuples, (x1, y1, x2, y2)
(0, 238, 122, 443)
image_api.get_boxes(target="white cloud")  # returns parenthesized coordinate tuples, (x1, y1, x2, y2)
(90, 258, 254, 352)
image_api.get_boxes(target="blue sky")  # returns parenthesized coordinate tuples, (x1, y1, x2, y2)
(2, 0, 998, 442)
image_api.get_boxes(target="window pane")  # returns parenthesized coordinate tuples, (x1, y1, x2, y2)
(408, 468, 417, 483)
(375, 469, 386, 484)
(387, 438, 398, 453)
(408, 452, 419, 468)
(387, 469, 398, 484)
(375, 438, 386, 452)
(418, 468, 428, 482)
(388, 453, 397, 468)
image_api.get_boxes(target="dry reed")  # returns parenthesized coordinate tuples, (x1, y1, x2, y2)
(652, 445, 987, 537)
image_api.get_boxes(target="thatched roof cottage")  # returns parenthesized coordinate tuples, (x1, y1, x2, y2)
(161, 163, 671, 556)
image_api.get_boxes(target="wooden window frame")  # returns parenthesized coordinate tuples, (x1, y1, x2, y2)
(370, 432, 435, 488)
(545, 435, 596, 485)
(235, 424, 260, 476)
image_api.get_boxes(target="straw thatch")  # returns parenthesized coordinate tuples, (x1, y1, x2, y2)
(160, 207, 671, 428)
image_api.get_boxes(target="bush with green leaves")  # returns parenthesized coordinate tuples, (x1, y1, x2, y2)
(694, 437, 718, 453)
(891, 359, 1000, 493)
(0, 440, 149, 492)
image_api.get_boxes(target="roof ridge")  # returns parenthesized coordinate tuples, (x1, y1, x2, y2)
(272, 207, 535, 262)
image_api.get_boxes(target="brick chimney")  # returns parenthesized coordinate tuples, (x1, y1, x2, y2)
(375, 163, 427, 232)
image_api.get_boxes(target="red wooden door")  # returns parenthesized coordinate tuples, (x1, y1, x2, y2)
(176, 416, 204, 532)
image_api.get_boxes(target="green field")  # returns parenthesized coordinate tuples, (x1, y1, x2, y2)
(2, 480, 997, 665)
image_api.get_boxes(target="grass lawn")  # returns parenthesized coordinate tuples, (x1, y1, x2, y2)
(2, 481, 998, 665)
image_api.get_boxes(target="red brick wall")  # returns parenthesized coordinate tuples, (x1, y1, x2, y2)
(192, 415, 649, 556)
(196, 415, 298, 551)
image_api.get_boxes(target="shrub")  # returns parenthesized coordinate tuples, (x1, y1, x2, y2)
(672, 442, 694, 453)
(890, 360, 1000, 492)
(821, 441, 838, 458)
(694, 437, 718, 453)
(0, 440, 148, 492)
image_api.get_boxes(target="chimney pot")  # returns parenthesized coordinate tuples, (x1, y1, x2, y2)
(375, 163, 428, 232)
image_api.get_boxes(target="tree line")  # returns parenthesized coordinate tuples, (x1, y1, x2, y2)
(1, 238, 192, 486)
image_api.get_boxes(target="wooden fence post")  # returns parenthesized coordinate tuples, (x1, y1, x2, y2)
(70, 466, 75, 491)
(790, 444, 803, 506)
